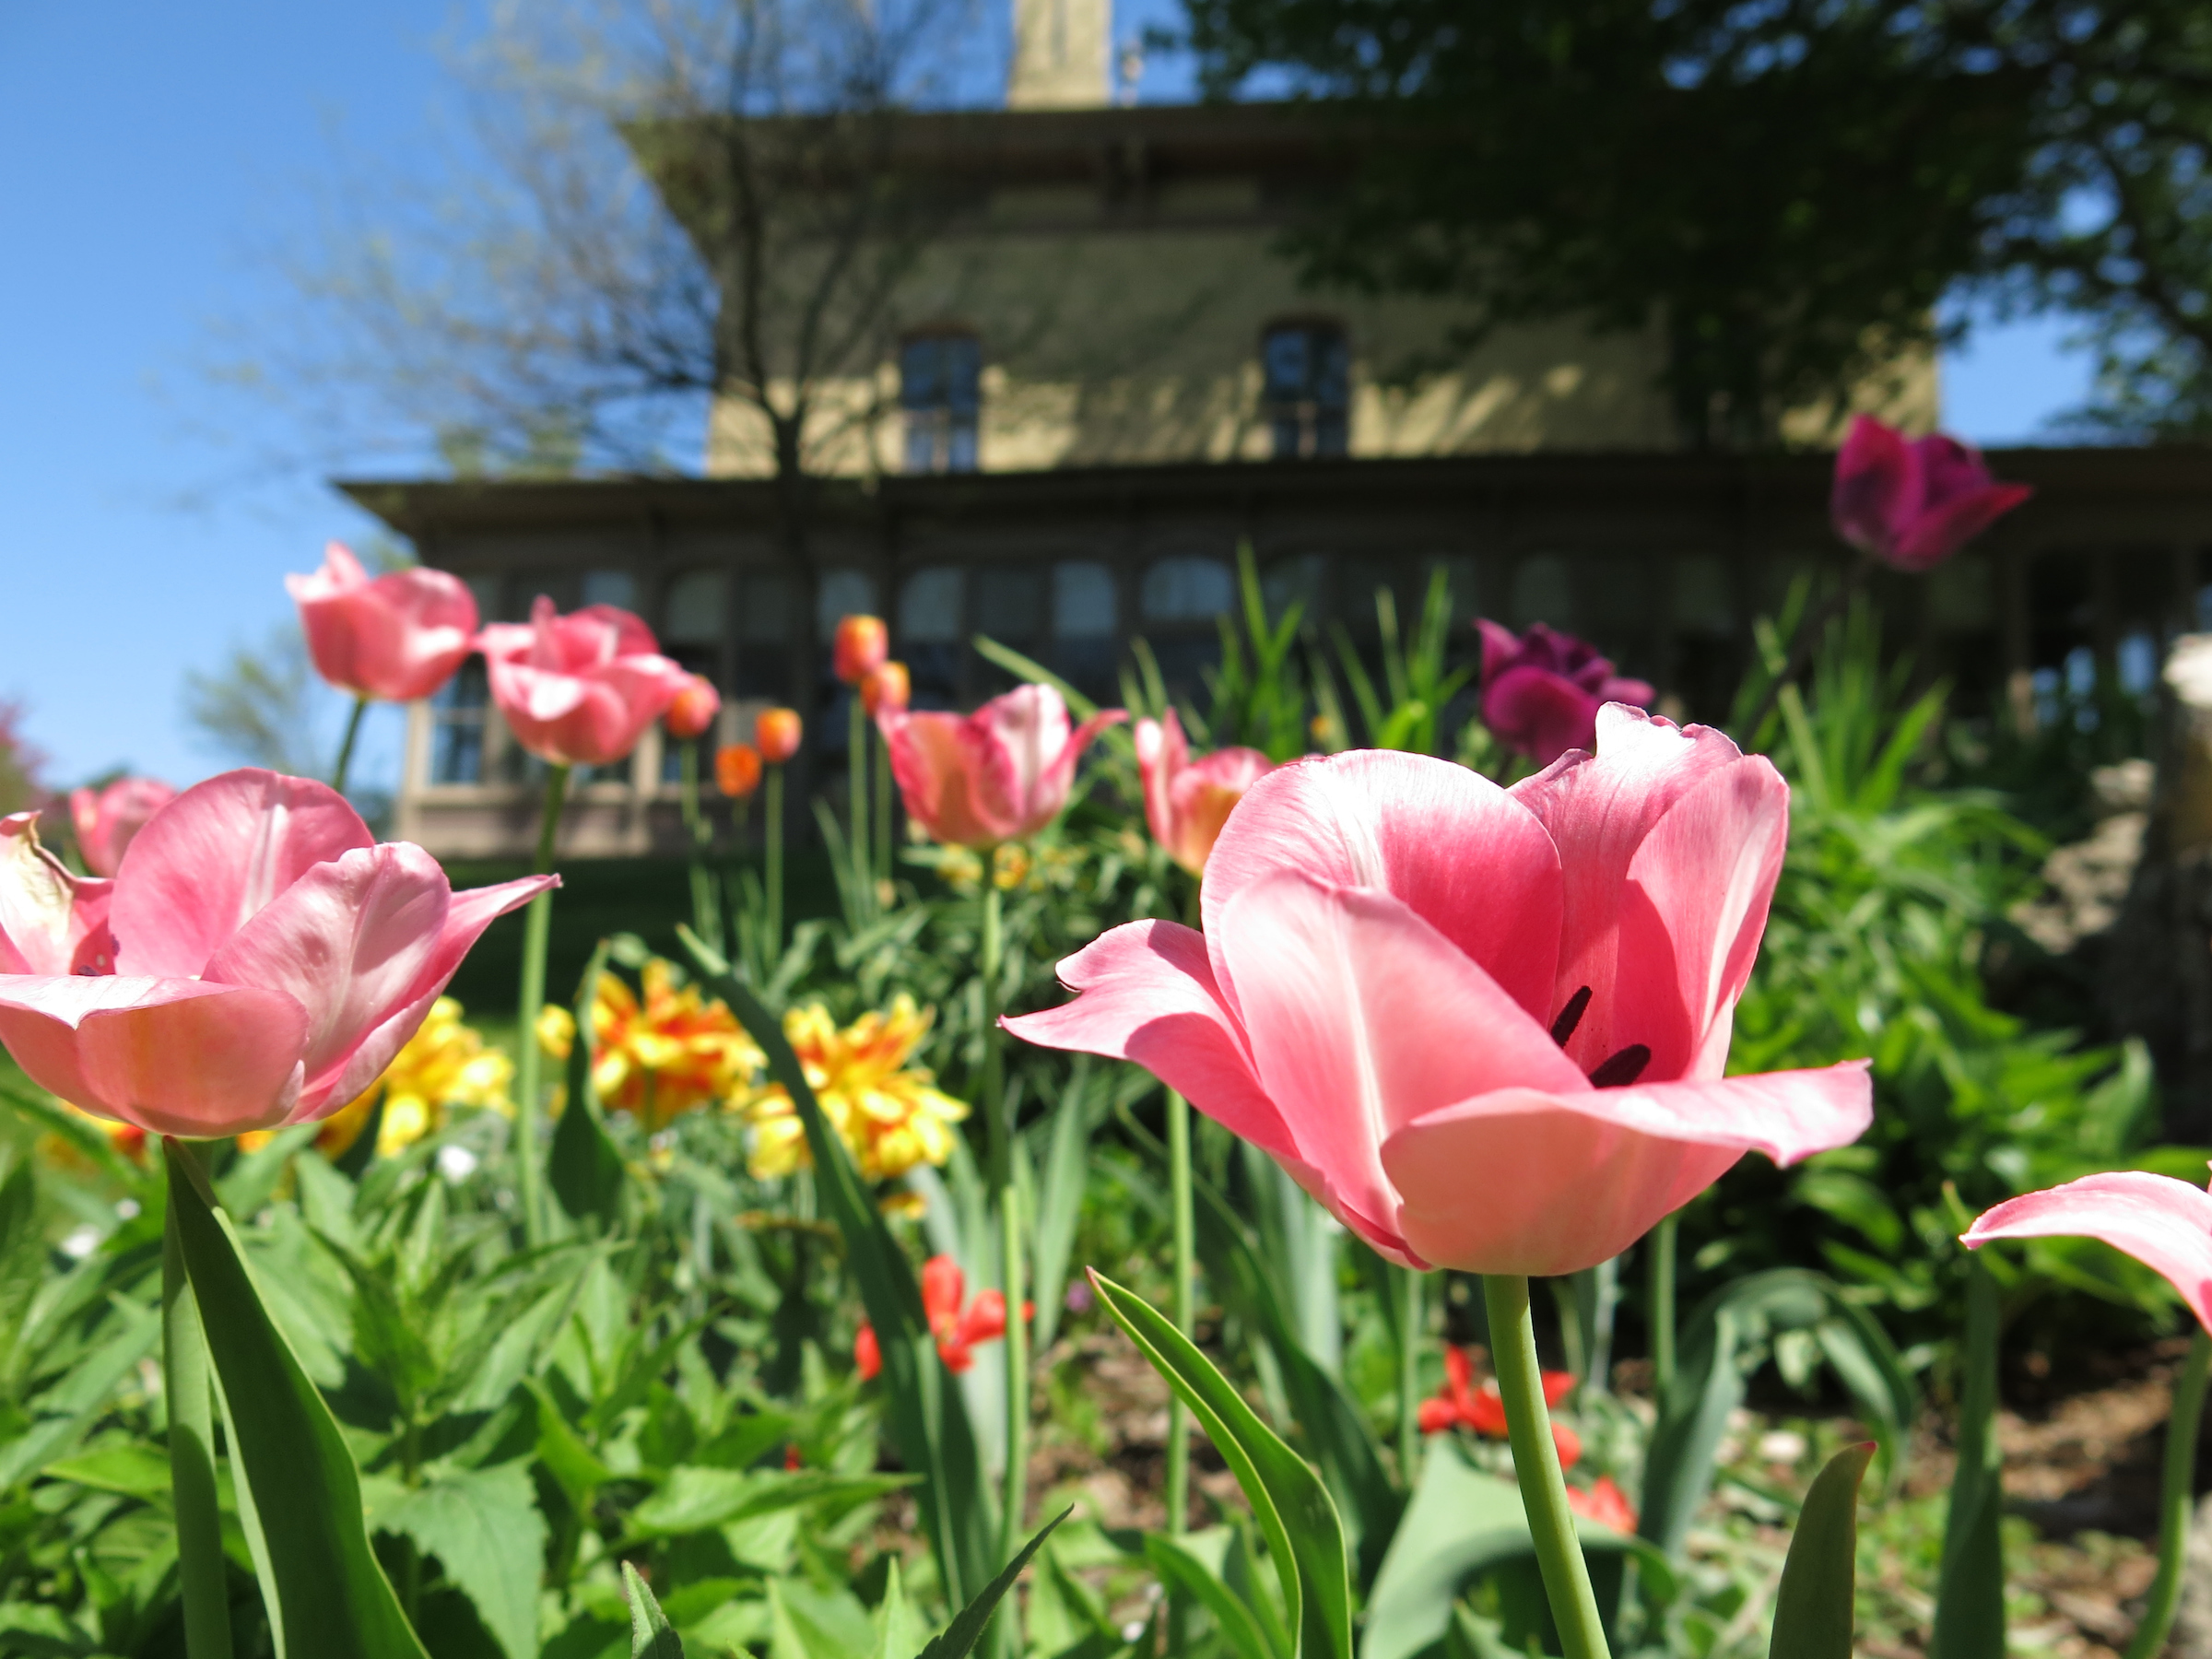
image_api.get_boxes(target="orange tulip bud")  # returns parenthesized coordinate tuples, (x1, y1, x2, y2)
(756, 707, 803, 764)
(665, 675, 722, 740)
(832, 614, 889, 685)
(716, 742, 762, 798)
(861, 660, 911, 716)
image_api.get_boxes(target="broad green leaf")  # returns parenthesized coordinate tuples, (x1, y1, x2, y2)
(1090, 1271, 1353, 1659)
(1146, 1533, 1283, 1659)
(1771, 1442, 1874, 1659)
(1027, 1064, 1097, 1356)
(41, 1442, 173, 1500)
(626, 1465, 914, 1540)
(1360, 1437, 1675, 1659)
(682, 926, 996, 1606)
(920, 1508, 1070, 1659)
(873, 1557, 928, 1659)
(552, 942, 627, 1228)
(0, 1299, 159, 1488)
(626, 1560, 686, 1658)
(375, 1462, 547, 1659)
(1932, 1259, 2006, 1659)
(771, 1577, 879, 1659)
(163, 1139, 431, 1659)
(217, 1123, 321, 1218)
(528, 1378, 619, 1510)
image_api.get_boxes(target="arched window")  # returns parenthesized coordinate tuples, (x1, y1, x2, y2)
(901, 332, 982, 474)
(1261, 322, 1349, 459)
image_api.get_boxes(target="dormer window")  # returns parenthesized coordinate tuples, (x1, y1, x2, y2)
(1262, 322, 1349, 459)
(901, 332, 982, 474)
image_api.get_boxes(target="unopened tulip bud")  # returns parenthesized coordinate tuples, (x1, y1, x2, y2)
(666, 676, 721, 740)
(832, 615, 889, 685)
(756, 707, 803, 764)
(862, 661, 911, 716)
(716, 742, 763, 798)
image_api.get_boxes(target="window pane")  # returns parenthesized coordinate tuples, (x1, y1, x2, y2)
(1053, 561, 1118, 639)
(1263, 554, 1327, 623)
(430, 659, 488, 785)
(664, 569, 727, 645)
(818, 569, 878, 640)
(1263, 328, 1310, 402)
(739, 572, 794, 643)
(582, 569, 637, 612)
(1142, 557, 1234, 623)
(1673, 556, 1735, 636)
(900, 567, 965, 644)
(1510, 556, 1575, 631)
(464, 574, 500, 622)
(973, 567, 1044, 641)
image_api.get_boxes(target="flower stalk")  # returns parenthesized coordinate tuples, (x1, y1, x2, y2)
(1482, 1274, 1611, 1659)
(1398, 1266, 1426, 1485)
(980, 881, 1030, 1559)
(849, 699, 872, 922)
(163, 1145, 231, 1659)
(2126, 1326, 2212, 1659)
(1650, 1211, 1678, 1399)
(331, 694, 369, 797)
(679, 741, 723, 954)
(765, 763, 785, 959)
(1165, 1089, 1194, 1533)
(512, 761, 571, 1247)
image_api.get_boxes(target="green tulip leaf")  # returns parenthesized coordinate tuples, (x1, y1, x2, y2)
(1770, 1441, 1875, 1659)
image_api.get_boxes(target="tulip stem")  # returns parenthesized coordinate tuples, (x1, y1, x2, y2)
(765, 765, 785, 961)
(164, 1147, 233, 1659)
(512, 762, 570, 1248)
(2125, 1325, 2212, 1659)
(1397, 1266, 1424, 1486)
(679, 742, 723, 954)
(874, 738, 893, 899)
(331, 694, 369, 798)
(849, 698, 871, 922)
(1164, 1089, 1194, 1534)
(980, 880, 1027, 1560)
(1483, 1275, 1611, 1659)
(1649, 1212, 1678, 1401)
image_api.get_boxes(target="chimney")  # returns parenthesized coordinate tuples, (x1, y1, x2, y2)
(1007, 0, 1111, 108)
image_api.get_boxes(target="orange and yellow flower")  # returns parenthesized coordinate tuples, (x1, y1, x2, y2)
(241, 995, 512, 1159)
(743, 995, 967, 1182)
(539, 958, 762, 1130)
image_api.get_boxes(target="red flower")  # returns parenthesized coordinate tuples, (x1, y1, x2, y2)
(1476, 620, 1654, 768)
(1830, 415, 2031, 572)
(1566, 1474, 1637, 1533)
(854, 1322, 882, 1382)
(856, 1255, 1026, 1382)
(1418, 1345, 1580, 1466)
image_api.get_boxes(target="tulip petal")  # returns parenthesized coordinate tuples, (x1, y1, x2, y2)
(0, 974, 309, 1137)
(0, 813, 113, 976)
(1483, 665, 1603, 767)
(885, 710, 1010, 847)
(1382, 1062, 1871, 1277)
(1202, 750, 1563, 1026)
(112, 771, 373, 977)
(1004, 920, 1301, 1168)
(1217, 871, 1587, 1254)
(198, 843, 453, 1097)
(1888, 484, 2034, 572)
(1829, 415, 1916, 556)
(1964, 1171, 2212, 1331)
(1511, 707, 1768, 1072)
(1614, 753, 1790, 1080)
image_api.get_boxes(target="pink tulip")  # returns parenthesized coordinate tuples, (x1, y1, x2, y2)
(1135, 710, 1275, 876)
(285, 542, 480, 702)
(1477, 621, 1655, 768)
(68, 776, 177, 878)
(1006, 707, 1872, 1277)
(877, 684, 1125, 849)
(1965, 1171, 2212, 1331)
(0, 813, 113, 977)
(477, 597, 694, 768)
(1830, 416, 2033, 572)
(0, 770, 552, 1138)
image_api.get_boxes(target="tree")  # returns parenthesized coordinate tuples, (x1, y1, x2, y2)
(182, 623, 330, 781)
(0, 702, 48, 819)
(1176, 0, 2212, 443)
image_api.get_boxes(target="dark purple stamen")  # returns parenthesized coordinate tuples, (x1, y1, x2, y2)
(1549, 985, 1593, 1047)
(1588, 1044, 1652, 1088)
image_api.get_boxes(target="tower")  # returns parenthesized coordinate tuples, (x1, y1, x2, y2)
(1006, 0, 1111, 109)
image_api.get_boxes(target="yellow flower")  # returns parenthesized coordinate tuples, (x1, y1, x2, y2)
(992, 843, 1030, 891)
(742, 995, 968, 1183)
(549, 958, 762, 1131)
(236, 997, 511, 1159)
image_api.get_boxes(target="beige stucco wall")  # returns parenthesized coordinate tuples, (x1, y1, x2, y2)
(703, 182, 1936, 477)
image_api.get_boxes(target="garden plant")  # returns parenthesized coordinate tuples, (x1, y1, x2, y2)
(0, 415, 2201, 1658)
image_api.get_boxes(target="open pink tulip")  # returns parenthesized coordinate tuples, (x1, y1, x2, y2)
(877, 684, 1125, 849)
(0, 771, 552, 1138)
(1830, 415, 2033, 572)
(1006, 706, 1872, 1277)
(286, 542, 480, 702)
(477, 597, 693, 768)
(68, 776, 177, 878)
(1136, 710, 1275, 876)
(1477, 621, 1655, 768)
(1965, 1171, 2212, 1331)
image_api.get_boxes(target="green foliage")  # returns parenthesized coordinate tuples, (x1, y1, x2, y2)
(1769, 1443, 1873, 1659)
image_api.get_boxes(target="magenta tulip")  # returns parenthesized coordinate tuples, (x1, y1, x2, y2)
(1477, 621, 1655, 768)
(877, 684, 1125, 850)
(1830, 416, 2033, 572)
(68, 776, 177, 878)
(286, 542, 480, 703)
(1965, 1171, 2212, 1330)
(0, 770, 552, 1138)
(0, 812, 113, 977)
(477, 597, 694, 769)
(1006, 707, 1871, 1276)
(1135, 709, 1274, 876)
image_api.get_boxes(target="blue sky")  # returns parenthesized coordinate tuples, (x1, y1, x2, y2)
(0, 1, 2099, 798)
